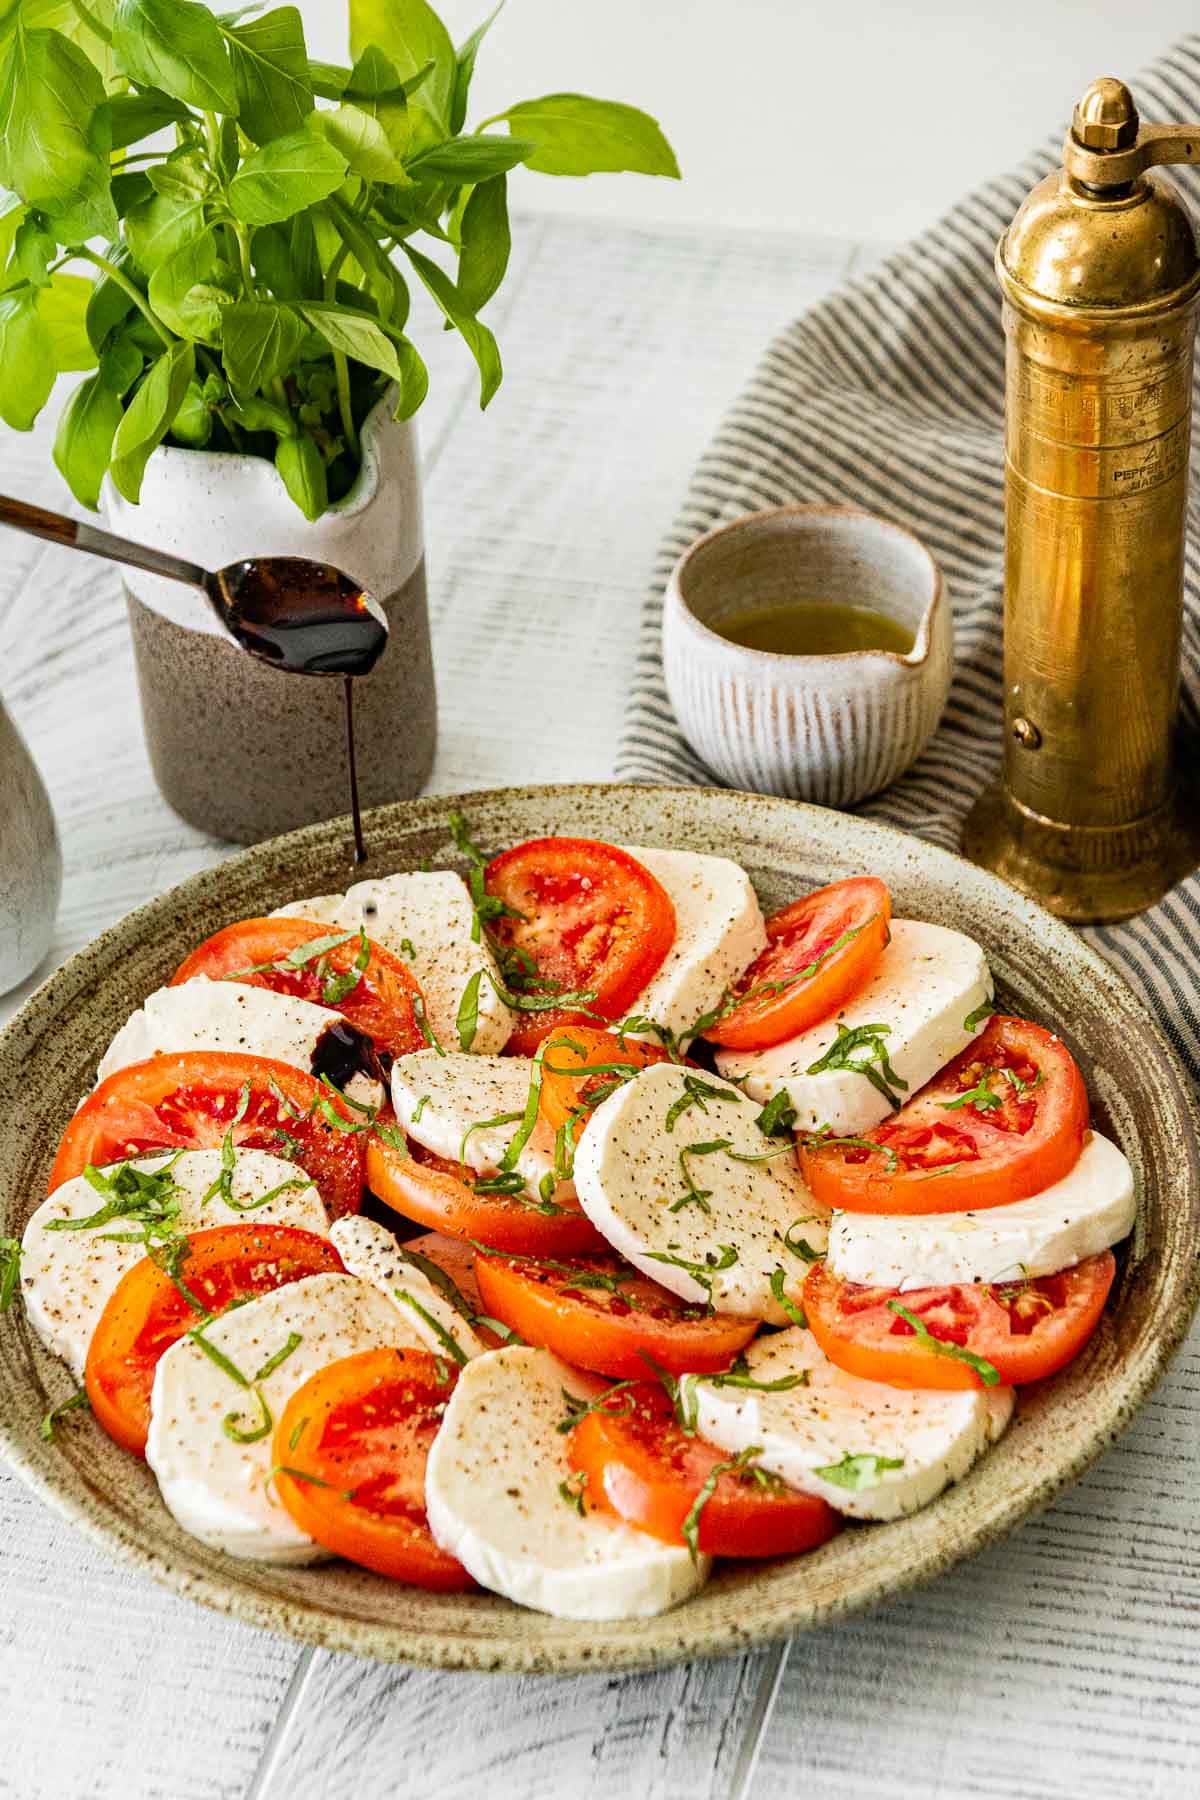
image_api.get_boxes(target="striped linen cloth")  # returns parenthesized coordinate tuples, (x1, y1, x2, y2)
(616, 35, 1200, 1087)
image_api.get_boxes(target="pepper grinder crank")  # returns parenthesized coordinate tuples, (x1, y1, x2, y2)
(964, 77, 1200, 922)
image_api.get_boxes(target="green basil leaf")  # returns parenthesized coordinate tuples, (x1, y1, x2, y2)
(38, 273, 98, 371)
(318, 102, 406, 182)
(0, 25, 117, 244)
(293, 298, 405, 385)
(147, 225, 223, 341)
(112, 0, 239, 113)
(0, 291, 55, 429)
(222, 5, 313, 145)
(111, 169, 153, 218)
(105, 88, 191, 151)
(344, 45, 412, 157)
(492, 93, 680, 179)
(123, 194, 206, 275)
(99, 328, 145, 396)
(307, 58, 350, 101)
(109, 338, 195, 503)
(251, 214, 321, 300)
(0, 192, 26, 271)
(400, 240, 500, 408)
(228, 125, 348, 225)
(85, 244, 139, 352)
(390, 333, 427, 420)
(169, 377, 212, 447)
(275, 430, 327, 521)
(52, 373, 122, 509)
(457, 173, 508, 314)
(450, 2, 503, 135)
(231, 393, 293, 436)
(407, 134, 534, 183)
(349, 0, 454, 133)
(146, 150, 213, 206)
(13, 215, 55, 287)
(221, 297, 306, 399)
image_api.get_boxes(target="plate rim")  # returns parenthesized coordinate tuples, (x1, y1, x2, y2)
(3, 779, 1199, 1674)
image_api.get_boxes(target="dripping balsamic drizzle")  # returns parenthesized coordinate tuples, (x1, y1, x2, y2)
(217, 556, 388, 866)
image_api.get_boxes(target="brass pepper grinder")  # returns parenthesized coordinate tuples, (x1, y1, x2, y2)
(964, 77, 1200, 922)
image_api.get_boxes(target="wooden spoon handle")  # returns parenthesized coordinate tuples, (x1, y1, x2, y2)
(0, 491, 211, 593)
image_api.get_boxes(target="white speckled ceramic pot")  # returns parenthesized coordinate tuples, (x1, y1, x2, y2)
(662, 504, 953, 805)
(101, 390, 434, 845)
(0, 699, 60, 995)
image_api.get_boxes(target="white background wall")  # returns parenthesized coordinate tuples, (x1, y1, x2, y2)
(299, 0, 1198, 243)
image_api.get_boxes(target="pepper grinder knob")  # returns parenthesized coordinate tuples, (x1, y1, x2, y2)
(1072, 77, 1138, 150)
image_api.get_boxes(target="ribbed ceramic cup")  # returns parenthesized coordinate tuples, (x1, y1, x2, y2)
(102, 390, 435, 846)
(662, 505, 952, 804)
(0, 699, 60, 995)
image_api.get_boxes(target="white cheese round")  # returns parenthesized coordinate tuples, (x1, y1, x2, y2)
(21, 1148, 329, 1380)
(572, 1060, 828, 1322)
(693, 1326, 1013, 1521)
(424, 1345, 710, 1618)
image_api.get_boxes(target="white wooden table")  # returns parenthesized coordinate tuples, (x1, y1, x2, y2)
(4, 214, 1200, 1800)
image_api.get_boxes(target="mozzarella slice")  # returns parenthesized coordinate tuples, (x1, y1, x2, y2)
(693, 1327, 1011, 1521)
(618, 845, 766, 1047)
(716, 919, 993, 1136)
(147, 1272, 428, 1562)
(391, 1050, 560, 1200)
(424, 1345, 709, 1618)
(827, 1130, 1134, 1289)
(21, 1148, 329, 1380)
(329, 1215, 489, 1360)
(278, 871, 514, 1054)
(572, 1061, 827, 1323)
(97, 976, 384, 1113)
(272, 895, 344, 924)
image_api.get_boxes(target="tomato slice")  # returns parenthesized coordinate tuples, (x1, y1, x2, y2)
(365, 1134, 607, 1255)
(84, 1224, 343, 1455)
(536, 1025, 675, 1136)
(706, 878, 892, 1050)
(473, 1248, 759, 1378)
(484, 838, 676, 1056)
(272, 1346, 474, 1589)
(799, 1016, 1089, 1214)
(170, 917, 425, 1061)
(804, 1252, 1115, 1388)
(50, 1052, 365, 1219)
(568, 1381, 840, 1557)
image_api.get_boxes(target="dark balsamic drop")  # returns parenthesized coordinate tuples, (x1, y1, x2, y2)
(217, 557, 388, 676)
(310, 1018, 389, 1092)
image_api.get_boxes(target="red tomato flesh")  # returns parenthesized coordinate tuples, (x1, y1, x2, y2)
(799, 1016, 1089, 1214)
(568, 1381, 840, 1557)
(484, 838, 676, 1056)
(50, 1052, 364, 1219)
(272, 1346, 474, 1589)
(706, 877, 892, 1051)
(364, 1133, 607, 1256)
(170, 917, 425, 1061)
(536, 1025, 676, 1136)
(803, 1252, 1116, 1388)
(473, 1248, 759, 1379)
(85, 1224, 343, 1455)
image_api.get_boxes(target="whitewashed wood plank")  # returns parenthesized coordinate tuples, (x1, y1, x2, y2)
(250, 220, 857, 1800)
(0, 1460, 300, 1800)
(752, 1328, 1200, 1799)
(421, 218, 857, 798)
(0, 230, 542, 1800)
(255, 1643, 779, 1800)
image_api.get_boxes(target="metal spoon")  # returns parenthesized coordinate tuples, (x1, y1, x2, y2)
(0, 492, 389, 677)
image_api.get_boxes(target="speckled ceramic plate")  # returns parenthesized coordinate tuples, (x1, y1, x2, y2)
(2, 784, 1198, 1674)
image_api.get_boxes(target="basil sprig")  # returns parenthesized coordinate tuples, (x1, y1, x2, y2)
(2, 1, 679, 519)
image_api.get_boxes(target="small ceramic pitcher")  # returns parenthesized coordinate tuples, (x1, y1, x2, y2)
(0, 700, 61, 995)
(662, 504, 952, 805)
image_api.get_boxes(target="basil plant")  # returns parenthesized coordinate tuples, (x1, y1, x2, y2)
(0, 0, 679, 518)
